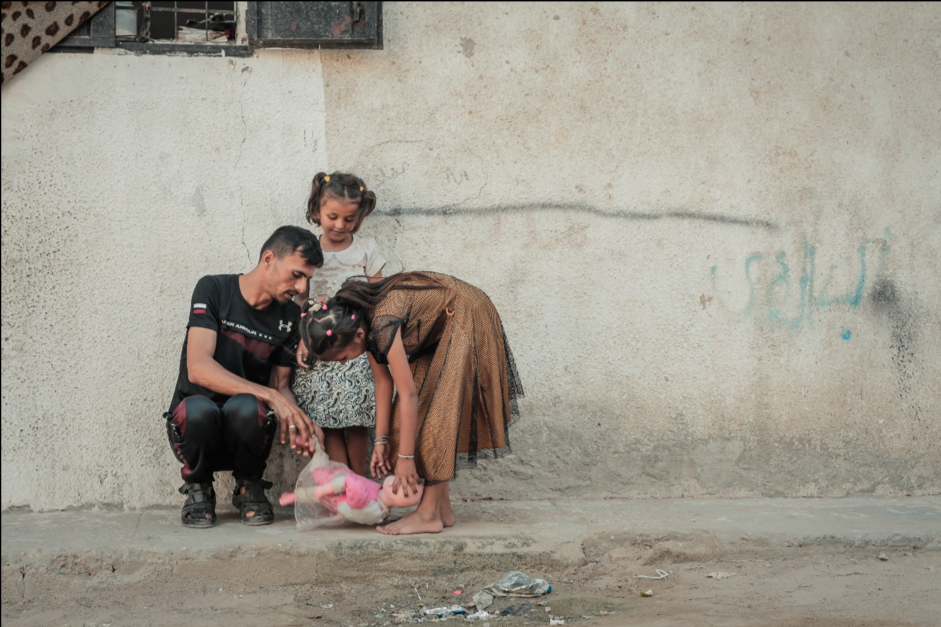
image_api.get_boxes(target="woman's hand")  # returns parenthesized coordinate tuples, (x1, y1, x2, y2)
(370, 443, 391, 478)
(391, 457, 421, 498)
(296, 338, 310, 369)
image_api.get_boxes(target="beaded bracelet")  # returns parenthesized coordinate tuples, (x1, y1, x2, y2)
(397, 453, 415, 459)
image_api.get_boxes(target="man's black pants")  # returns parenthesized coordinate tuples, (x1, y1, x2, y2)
(166, 394, 277, 484)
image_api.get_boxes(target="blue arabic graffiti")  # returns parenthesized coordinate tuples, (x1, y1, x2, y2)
(710, 228, 894, 334)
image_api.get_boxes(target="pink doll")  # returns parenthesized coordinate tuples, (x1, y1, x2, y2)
(281, 471, 423, 525)
(280, 436, 423, 526)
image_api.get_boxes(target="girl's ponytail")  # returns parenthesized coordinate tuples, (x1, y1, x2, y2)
(306, 172, 330, 225)
(357, 176, 377, 222)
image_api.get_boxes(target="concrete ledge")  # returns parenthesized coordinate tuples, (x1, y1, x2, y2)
(4, 497, 938, 576)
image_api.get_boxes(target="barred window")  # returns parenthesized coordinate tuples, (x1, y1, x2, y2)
(57, 1, 381, 55)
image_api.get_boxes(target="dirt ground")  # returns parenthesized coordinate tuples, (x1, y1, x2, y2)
(3, 544, 938, 627)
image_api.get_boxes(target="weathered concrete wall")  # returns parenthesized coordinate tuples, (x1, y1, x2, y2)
(2, 2, 939, 510)
(1, 49, 331, 509)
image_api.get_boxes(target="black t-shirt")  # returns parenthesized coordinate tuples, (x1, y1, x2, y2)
(168, 274, 300, 412)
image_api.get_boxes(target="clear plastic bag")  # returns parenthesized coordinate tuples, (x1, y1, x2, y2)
(289, 440, 356, 531)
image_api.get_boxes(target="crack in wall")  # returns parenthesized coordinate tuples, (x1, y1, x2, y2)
(234, 66, 253, 265)
(378, 203, 779, 230)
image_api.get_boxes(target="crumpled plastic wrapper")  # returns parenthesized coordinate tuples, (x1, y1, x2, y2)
(490, 571, 552, 596)
(473, 571, 552, 610)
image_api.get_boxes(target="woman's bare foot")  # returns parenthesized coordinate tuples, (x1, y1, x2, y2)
(376, 509, 443, 535)
(439, 499, 456, 528)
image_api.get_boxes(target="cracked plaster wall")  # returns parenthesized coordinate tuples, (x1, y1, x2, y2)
(2, 2, 940, 510)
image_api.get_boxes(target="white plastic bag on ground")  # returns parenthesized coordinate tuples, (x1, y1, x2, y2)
(473, 571, 552, 610)
(488, 571, 552, 596)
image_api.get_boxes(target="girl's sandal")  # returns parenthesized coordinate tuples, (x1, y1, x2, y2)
(232, 478, 275, 526)
(179, 482, 216, 528)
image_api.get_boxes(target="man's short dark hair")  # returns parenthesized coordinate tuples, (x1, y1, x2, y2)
(259, 226, 323, 268)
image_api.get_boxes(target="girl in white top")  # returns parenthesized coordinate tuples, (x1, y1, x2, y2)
(292, 171, 386, 475)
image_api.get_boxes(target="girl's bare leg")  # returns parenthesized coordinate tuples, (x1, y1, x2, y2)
(438, 485, 455, 528)
(322, 428, 349, 467)
(345, 427, 369, 476)
(377, 481, 454, 535)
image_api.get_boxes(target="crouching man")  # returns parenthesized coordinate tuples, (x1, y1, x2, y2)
(165, 225, 325, 528)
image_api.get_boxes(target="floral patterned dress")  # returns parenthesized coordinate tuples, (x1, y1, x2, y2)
(291, 236, 386, 429)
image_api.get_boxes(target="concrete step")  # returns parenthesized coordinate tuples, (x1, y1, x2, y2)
(3, 497, 938, 587)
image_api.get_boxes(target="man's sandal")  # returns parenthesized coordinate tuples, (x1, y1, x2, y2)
(179, 482, 216, 528)
(232, 478, 274, 526)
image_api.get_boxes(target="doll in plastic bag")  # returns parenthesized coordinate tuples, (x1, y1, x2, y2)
(280, 438, 423, 529)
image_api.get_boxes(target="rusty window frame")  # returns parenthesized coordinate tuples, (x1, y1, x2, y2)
(247, 2, 382, 50)
(55, 1, 382, 56)
(117, 1, 250, 57)
(55, 1, 249, 56)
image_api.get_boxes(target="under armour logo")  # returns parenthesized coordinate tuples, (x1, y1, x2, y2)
(279, 320, 292, 332)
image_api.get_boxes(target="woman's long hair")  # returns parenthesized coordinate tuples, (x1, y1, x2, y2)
(301, 272, 440, 361)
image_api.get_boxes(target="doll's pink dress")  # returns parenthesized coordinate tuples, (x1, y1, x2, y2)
(313, 467, 389, 524)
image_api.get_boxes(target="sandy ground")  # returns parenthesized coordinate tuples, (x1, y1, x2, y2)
(3, 544, 938, 627)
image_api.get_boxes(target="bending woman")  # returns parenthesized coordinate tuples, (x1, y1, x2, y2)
(298, 272, 523, 534)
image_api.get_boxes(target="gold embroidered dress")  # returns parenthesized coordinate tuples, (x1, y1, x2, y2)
(367, 273, 523, 482)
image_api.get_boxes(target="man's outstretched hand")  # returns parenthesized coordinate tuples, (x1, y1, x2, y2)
(270, 394, 323, 456)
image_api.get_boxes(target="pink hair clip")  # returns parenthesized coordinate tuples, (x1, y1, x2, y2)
(326, 330, 333, 337)
(301, 312, 306, 318)
(322, 304, 327, 310)
(351, 314, 356, 320)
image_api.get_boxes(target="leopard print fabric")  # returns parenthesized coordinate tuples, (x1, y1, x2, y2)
(2, 1, 110, 86)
